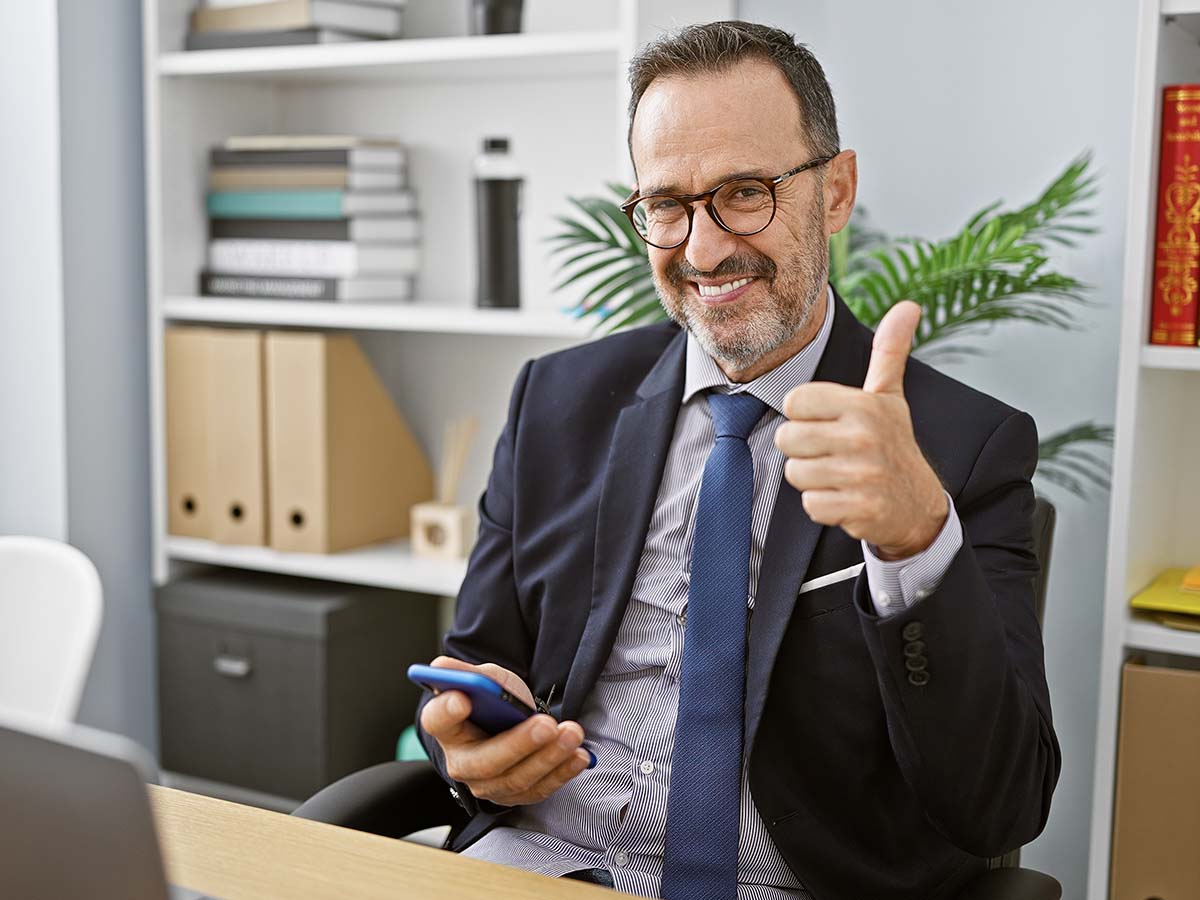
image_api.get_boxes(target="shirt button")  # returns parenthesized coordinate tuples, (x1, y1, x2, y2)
(613, 851, 630, 867)
(676, 612, 687, 626)
(639, 760, 655, 775)
(914, 589, 929, 601)
(877, 591, 891, 605)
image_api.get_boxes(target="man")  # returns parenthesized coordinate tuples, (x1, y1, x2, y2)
(418, 20, 1059, 900)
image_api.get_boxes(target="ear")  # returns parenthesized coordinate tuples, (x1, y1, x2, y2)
(823, 149, 858, 237)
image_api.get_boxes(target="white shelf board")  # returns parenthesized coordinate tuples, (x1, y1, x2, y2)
(1124, 615, 1200, 656)
(158, 31, 622, 83)
(1139, 344, 1200, 369)
(166, 535, 466, 596)
(162, 295, 594, 338)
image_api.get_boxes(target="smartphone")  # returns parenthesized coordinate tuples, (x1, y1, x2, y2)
(407, 663, 537, 735)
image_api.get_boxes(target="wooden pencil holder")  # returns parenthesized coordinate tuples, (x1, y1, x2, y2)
(412, 416, 478, 560)
(411, 502, 472, 560)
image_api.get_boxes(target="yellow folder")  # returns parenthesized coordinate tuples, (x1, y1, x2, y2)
(264, 331, 432, 553)
(164, 326, 212, 539)
(1129, 568, 1200, 617)
(205, 329, 269, 546)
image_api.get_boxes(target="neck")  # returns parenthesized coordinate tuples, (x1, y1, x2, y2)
(717, 288, 829, 383)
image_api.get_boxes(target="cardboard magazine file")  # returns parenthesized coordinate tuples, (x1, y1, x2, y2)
(206, 328, 270, 546)
(1109, 660, 1200, 899)
(164, 326, 212, 539)
(264, 331, 433, 553)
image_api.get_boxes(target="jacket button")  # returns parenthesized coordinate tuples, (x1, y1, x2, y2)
(908, 669, 930, 686)
(902, 621, 924, 641)
(903, 640, 926, 657)
(905, 655, 928, 672)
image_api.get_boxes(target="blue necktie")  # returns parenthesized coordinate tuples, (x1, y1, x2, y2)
(662, 391, 767, 900)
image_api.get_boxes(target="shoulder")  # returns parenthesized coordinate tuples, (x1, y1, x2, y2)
(524, 319, 681, 395)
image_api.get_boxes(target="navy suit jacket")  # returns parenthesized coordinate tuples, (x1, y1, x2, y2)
(418, 288, 1060, 900)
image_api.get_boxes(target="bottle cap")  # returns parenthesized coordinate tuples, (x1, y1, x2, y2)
(483, 137, 510, 153)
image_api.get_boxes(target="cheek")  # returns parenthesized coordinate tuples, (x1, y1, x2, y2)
(649, 248, 681, 287)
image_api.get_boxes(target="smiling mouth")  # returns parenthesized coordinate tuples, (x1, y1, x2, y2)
(690, 276, 757, 300)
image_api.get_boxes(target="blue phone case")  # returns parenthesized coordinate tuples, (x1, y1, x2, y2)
(407, 664, 537, 735)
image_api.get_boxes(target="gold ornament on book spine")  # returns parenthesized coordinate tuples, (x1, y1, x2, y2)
(1156, 155, 1200, 329)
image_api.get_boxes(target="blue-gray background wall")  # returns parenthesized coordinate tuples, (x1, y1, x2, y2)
(0, 0, 155, 751)
(57, 0, 154, 753)
(739, 0, 1136, 894)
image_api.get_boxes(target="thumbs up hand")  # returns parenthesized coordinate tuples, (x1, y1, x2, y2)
(774, 301, 949, 560)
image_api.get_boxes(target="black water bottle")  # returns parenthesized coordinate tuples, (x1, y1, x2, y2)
(474, 137, 522, 309)
(469, 0, 523, 35)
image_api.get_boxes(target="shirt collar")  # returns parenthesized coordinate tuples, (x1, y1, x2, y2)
(682, 283, 836, 415)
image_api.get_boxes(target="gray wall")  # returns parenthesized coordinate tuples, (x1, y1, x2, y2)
(739, 0, 1135, 894)
(57, 0, 154, 751)
(0, 2, 68, 540)
(0, 0, 154, 750)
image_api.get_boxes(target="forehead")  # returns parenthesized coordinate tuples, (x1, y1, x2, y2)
(631, 58, 806, 194)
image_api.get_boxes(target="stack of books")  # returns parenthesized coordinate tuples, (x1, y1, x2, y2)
(185, 0, 407, 51)
(202, 135, 421, 304)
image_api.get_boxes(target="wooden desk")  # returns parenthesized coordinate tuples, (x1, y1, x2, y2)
(149, 786, 632, 899)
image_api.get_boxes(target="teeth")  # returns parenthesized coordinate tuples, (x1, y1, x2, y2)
(698, 277, 752, 297)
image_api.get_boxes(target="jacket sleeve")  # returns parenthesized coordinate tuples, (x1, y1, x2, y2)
(416, 360, 535, 818)
(854, 409, 1061, 858)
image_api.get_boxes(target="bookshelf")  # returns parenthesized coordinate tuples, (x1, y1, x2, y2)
(1087, 0, 1200, 895)
(141, 0, 734, 594)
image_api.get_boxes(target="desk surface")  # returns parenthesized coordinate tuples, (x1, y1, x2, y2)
(149, 785, 631, 899)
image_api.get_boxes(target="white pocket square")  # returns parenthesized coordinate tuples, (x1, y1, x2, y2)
(798, 563, 865, 595)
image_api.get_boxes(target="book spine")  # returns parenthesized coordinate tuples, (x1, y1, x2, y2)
(208, 239, 357, 277)
(207, 190, 344, 219)
(210, 218, 351, 241)
(201, 271, 337, 300)
(1150, 84, 1200, 346)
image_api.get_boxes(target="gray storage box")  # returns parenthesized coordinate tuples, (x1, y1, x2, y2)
(156, 570, 437, 800)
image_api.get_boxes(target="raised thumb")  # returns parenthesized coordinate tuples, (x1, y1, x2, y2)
(863, 300, 921, 395)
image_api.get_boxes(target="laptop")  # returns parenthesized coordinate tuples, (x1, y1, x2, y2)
(0, 711, 209, 900)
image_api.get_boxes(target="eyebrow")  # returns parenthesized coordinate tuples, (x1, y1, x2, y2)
(640, 170, 772, 196)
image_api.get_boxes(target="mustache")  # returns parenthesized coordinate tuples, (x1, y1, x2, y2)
(665, 254, 777, 285)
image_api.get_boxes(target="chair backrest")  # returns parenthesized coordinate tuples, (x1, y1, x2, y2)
(993, 495, 1057, 872)
(1031, 497, 1056, 628)
(0, 536, 103, 722)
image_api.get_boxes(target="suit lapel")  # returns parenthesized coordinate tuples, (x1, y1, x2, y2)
(744, 288, 874, 754)
(562, 330, 687, 720)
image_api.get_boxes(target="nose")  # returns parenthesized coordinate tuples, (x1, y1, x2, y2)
(683, 201, 739, 274)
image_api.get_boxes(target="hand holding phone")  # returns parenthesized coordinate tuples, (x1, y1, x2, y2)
(407, 663, 538, 735)
(415, 656, 595, 808)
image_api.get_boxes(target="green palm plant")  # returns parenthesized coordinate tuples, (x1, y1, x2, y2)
(547, 153, 1111, 501)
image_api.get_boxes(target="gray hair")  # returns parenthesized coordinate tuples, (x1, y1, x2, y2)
(627, 21, 840, 163)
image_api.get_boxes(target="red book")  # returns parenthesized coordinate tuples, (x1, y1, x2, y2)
(1151, 85, 1200, 346)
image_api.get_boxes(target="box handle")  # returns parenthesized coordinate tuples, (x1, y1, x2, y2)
(213, 655, 252, 679)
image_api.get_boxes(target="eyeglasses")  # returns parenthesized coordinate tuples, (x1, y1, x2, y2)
(620, 155, 835, 250)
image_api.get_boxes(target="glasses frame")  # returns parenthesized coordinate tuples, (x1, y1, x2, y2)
(620, 155, 836, 250)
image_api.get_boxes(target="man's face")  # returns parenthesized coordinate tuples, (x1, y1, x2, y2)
(630, 59, 848, 372)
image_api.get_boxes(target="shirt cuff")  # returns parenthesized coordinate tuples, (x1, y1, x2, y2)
(861, 492, 962, 618)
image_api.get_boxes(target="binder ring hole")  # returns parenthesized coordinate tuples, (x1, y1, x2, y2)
(182, 496, 197, 515)
(230, 503, 244, 521)
(290, 510, 305, 529)
(424, 523, 447, 547)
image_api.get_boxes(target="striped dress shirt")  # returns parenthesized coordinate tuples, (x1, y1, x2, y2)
(464, 287, 964, 898)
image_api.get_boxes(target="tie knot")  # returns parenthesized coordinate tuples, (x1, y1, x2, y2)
(707, 391, 767, 440)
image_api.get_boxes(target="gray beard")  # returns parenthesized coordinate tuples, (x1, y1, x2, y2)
(655, 249, 828, 371)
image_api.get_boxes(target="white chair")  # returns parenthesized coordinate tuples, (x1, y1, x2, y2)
(0, 536, 103, 722)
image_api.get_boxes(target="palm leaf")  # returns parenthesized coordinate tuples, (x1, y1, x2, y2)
(1035, 421, 1114, 500)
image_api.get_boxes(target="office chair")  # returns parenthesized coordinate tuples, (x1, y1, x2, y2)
(0, 536, 103, 722)
(295, 498, 1061, 900)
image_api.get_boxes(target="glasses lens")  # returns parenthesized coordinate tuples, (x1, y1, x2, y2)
(713, 180, 775, 234)
(631, 196, 689, 248)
